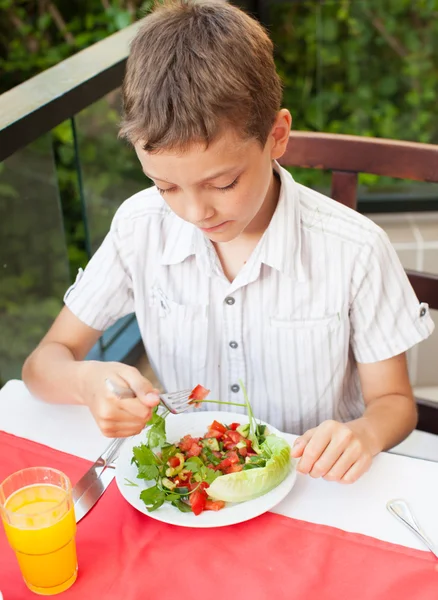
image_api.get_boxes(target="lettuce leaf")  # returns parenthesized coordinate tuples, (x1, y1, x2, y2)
(206, 434, 292, 503)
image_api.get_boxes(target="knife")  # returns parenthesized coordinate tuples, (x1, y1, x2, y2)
(73, 437, 126, 522)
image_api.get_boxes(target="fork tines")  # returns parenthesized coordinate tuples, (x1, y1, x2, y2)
(160, 389, 193, 414)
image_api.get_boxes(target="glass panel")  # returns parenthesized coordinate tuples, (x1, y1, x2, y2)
(0, 136, 70, 385)
(74, 89, 149, 348)
(271, 0, 438, 207)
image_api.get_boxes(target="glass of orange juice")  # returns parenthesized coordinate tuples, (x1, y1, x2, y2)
(0, 467, 78, 595)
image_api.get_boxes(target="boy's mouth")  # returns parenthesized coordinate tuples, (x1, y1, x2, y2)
(199, 220, 230, 233)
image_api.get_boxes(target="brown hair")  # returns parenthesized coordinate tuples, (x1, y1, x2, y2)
(119, 0, 282, 151)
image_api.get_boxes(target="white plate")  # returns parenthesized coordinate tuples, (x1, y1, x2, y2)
(115, 411, 297, 528)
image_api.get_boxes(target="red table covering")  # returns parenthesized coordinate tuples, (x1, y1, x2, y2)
(0, 431, 436, 600)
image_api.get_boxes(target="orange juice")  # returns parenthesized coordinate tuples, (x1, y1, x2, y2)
(2, 480, 77, 595)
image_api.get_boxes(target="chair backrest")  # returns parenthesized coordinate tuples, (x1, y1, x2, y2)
(279, 132, 438, 434)
(279, 132, 438, 310)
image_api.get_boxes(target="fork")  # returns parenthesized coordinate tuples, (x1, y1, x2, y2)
(105, 378, 194, 414)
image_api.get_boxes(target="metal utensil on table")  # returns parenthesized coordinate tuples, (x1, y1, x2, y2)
(73, 437, 126, 523)
(105, 378, 195, 414)
(387, 498, 438, 559)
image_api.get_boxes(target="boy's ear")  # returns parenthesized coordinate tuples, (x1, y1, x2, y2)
(270, 109, 292, 160)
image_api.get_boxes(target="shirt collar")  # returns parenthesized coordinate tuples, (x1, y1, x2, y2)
(160, 207, 217, 276)
(258, 162, 305, 281)
(160, 208, 197, 265)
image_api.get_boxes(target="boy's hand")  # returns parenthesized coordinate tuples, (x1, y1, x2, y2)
(291, 419, 378, 484)
(78, 361, 160, 438)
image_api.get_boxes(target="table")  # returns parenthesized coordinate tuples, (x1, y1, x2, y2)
(1, 379, 437, 552)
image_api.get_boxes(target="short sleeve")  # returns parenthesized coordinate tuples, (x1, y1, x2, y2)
(349, 228, 435, 363)
(63, 216, 134, 331)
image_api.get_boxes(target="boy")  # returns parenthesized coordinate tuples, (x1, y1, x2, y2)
(23, 0, 434, 484)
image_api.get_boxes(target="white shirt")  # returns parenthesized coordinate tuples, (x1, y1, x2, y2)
(64, 164, 434, 434)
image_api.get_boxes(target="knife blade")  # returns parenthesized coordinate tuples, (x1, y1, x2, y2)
(74, 462, 118, 522)
(72, 437, 126, 522)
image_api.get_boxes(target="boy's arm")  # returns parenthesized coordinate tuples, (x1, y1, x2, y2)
(291, 352, 417, 483)
(22, 306, 159, 437)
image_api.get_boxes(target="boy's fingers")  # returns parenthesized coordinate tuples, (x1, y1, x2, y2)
(340, 455, 371, 484)
(317, 445, 357, 481)
(291, 428, 315, 458)
(118, 368, 160, 406)
(119, 397, 155, 422)
(297, 427, 333, 474)
(309, 433, 355, 478)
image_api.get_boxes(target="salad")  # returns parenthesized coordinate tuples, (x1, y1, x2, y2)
(130, 382, 291, 516)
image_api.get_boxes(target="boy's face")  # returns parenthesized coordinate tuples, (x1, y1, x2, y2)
(134, 110, 291, 243)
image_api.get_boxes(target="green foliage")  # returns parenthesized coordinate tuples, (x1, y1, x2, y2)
(270, 0, 438, 188)
(0, 1, 153, 93)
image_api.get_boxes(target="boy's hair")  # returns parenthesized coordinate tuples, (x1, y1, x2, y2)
(119, 0, 282, 152)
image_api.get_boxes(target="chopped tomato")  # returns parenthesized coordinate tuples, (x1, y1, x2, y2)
(204, 429, 223, 440)
(209, 420, 227, 434)
(223, 430, 244, 450)
(179, 435, 196, 452)
(190, 489, 207, 515)
(189, 385, 210, 402)
(216, 457, 232, 471)
(205, 500, 225, 511)
(226, 430, 243, 444)
(186, 442, 202, 457)
(238, 446, 247, 457)
(168, 456, 181, 468)
(225, 464, 243, 474)
(226, 450, 240, 464)
(229, 423, 240, 430)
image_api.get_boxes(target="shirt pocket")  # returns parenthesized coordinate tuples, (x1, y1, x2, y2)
(270, 313, 342, 331)
(266, 312, 349, 423)
(148, 286, 208, 370)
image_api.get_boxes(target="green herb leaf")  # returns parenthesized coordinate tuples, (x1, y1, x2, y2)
(147, 412, 167, 449)
(140, 485, 165, 511)
(161, 444, 178, 464)
(137, 464, 159, 480)
(132, 443, 158, 467)
(164, 493, 181, 502)
(203, 466, 221, 484)
(184, 456, 203, 473)
(202, 447, 221, 465)
(172, 499, 192, 513)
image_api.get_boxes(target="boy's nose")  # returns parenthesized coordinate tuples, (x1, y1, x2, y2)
(185, 194, 215, 225)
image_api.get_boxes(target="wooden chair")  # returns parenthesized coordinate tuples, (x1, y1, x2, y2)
(279, 132, 438, 434)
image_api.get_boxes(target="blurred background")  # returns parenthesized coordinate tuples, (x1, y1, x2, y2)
(0, 0, 437, 399)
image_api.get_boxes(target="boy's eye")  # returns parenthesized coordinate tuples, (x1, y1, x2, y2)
(156, 177, 239, 195)
(216, 177, 239, 192)
(156, 186, 175, 195)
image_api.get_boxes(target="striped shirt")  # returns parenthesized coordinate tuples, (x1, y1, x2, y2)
(64, 163, 434, 434)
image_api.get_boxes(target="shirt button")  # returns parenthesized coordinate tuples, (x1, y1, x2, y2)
(231, 384, 240, 393)
(229, 341, 238, 349)
(225, 296, 235, 305)
(419, 304, 427, 317)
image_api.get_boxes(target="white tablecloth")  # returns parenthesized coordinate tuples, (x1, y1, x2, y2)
(1, 379, 437, 554)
